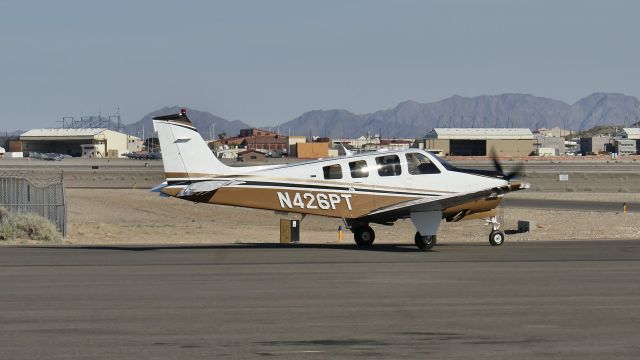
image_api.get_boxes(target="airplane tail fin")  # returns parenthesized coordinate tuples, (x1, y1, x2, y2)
(153, 108, 232, 182)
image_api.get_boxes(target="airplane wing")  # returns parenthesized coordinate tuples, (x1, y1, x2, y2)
(366, 182, 530, 217)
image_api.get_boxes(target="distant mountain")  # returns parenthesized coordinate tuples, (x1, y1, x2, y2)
(130, 93, 640, 140)
(1, 130, 25, 137)
(126, 106, 251, 140)
(566, 93, 640, 130)
(276, 93, 640, 138)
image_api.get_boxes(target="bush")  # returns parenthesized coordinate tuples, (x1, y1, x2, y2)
(0, 208, 62, 242)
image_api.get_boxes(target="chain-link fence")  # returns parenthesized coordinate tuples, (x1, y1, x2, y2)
(0, 170, 67, 236)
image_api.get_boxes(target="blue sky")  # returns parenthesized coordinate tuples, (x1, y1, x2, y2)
(1, 0, 639, 131)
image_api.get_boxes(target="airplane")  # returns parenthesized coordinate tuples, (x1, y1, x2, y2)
(152, 108, 529, 250)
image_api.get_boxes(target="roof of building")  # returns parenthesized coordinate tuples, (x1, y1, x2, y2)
(240, 149, 267, 155)
(426, 128, 534, 140)
(621, 128, 640, 139)
(21, 128, 109, 138)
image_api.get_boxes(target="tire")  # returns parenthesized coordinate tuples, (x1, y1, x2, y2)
(414, 232, 436, 250)
(354, 225, 375, 247)
(489, 230, 505, 246)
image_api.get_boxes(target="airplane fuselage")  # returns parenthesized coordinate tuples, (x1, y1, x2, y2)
(161, 149, 508, 222)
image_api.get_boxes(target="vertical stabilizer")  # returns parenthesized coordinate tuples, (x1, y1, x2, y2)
(153, 108, 231, 181)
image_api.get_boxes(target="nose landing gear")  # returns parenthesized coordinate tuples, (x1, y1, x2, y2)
(486, 216, 505, 246)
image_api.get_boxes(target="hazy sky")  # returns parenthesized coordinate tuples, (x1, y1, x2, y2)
(1, 0, 639, 131)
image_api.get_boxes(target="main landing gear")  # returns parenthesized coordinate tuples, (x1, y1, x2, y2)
(353, 224, 375, 247)
(350, 221, 437, 251)
(414, 232, 436, 250)
(486, 216, 505, 246)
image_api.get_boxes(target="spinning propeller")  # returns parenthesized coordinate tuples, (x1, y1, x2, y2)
(490, 149, 523, 181)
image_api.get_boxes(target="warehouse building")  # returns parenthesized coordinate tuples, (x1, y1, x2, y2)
(423, 128, 534, 157)
(20, 128, 138, 158)
(617, 128, 640, 140)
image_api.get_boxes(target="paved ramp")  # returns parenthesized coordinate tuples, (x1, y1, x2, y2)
(1, 241, 640, 359)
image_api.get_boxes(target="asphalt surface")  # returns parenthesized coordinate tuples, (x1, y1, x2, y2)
(502, 198, 640, 212)
(1, 241, 640, 359)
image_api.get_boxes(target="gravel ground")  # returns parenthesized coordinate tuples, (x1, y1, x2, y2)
(47, 189, 640, 246)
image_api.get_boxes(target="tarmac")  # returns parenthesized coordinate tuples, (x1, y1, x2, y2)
(1, 240, 640, 359)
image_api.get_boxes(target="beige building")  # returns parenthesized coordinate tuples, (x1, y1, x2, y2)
(127, 135, 144, 152)
(296, 142, 329, 159)
(20, 128, 134, 158)
(287, 136, 307, 157)
(424, 128, 534, 157)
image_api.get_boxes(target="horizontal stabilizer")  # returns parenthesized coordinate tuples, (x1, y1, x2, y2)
(177, 180, 244, 197)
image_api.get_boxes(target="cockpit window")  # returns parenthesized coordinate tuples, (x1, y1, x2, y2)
(375, 155, 402, 176)
(349, 160, 369, 178)
(406, 153, 441, 174)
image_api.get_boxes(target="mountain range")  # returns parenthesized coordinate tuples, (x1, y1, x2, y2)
(130, 93, 639, 139)
(125, 106, 251, 140)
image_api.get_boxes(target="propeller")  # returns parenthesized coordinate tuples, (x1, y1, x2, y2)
(490, 149, 523, 181)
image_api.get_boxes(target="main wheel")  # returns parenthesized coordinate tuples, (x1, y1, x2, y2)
(489, 230, 505, 246)
(414, 232, 436, 250)
(354, 225, 375, 247)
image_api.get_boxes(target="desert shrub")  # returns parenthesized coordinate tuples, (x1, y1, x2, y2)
(0, 208, 61, 242)
(0, 207, 10, 221)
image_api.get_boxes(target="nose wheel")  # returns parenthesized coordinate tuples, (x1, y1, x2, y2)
(489, 230, 505, 246)
(486, 216, 505, 246)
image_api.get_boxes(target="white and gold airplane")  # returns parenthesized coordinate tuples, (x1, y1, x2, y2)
(152, 109, 529, 250)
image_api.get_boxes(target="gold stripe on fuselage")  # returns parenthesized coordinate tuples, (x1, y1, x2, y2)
(161, 181, 502, 221)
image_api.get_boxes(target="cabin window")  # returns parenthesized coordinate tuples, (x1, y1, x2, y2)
(406, 153, 440, 175)
(323, 164, 343, 179)
(349, 160, 369, 178)
(375, 155, 402, 176)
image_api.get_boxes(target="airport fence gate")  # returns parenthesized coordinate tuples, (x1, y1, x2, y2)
(0, 170, 67, 237)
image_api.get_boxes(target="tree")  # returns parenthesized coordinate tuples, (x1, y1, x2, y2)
(218, 132, 227, 140)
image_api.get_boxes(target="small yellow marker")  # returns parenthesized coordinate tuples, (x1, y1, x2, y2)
(623, 202, 628, 214)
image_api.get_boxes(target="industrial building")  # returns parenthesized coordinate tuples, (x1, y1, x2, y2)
(615, 128, 640, 155)
(213, 128, 289, 154)
(287, 136, 307, 157)
(618, 128, 640, 140)
(579, 135, 613, 155)
(423, 128, 534, 157)
(19, 128, 140, 158)
(534, 135, 566, 156)
(239, 149, 267, 161)
(615, 139, 637, 155)
(296, 142, 329, 159)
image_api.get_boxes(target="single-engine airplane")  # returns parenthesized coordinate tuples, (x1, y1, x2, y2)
(152, 109, 529, 250)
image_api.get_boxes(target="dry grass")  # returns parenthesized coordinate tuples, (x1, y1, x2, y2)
(0, 208, 62, 243)
(58, 189, 640, 246)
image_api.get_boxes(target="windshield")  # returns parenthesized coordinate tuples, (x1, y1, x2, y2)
(429, 153, 456, 171)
